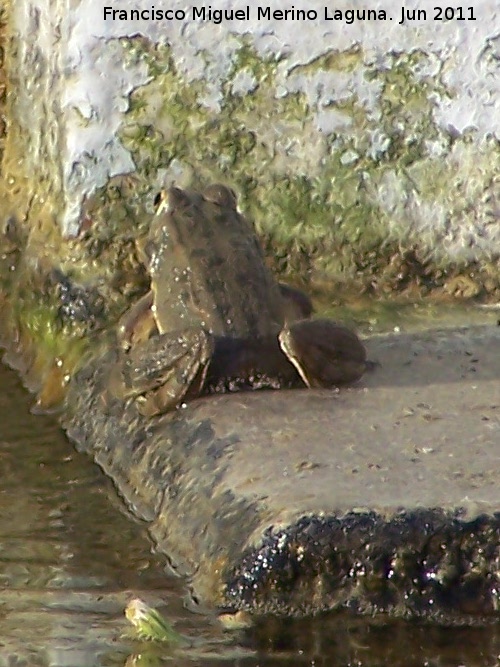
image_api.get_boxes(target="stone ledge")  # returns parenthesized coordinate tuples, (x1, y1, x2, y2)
(62, 323, 500, 620)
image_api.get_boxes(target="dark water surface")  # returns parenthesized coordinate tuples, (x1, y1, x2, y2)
(0, 358, 234, 666)
(1, 351, 500, 667)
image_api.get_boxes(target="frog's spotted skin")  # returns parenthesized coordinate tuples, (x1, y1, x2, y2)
(114, 184, 367, 415)
(146, 185, 285, 340)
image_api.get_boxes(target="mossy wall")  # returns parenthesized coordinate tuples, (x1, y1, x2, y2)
(115, 38, 499, 291)
(3, 2, 499, 285)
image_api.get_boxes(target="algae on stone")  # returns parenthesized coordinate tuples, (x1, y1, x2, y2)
(114, 39, 498, 294)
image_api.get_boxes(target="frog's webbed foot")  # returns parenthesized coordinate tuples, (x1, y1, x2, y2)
(122, 328, 214, 417)
(278, 318, 367, 388)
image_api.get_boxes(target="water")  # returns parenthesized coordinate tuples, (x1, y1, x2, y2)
(2, 303, 500, 666)
(0, 357, 230, 666)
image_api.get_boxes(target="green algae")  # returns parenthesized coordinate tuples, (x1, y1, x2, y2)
(115, 38, 498, 294)
(115, 40, 382, 283)
(288, 45, 363, 75)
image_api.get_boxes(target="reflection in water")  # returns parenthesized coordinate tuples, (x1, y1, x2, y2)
(1, 348, 500, 666)
(0, 358, 205, 665)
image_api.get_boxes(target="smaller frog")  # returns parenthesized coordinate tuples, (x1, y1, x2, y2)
(112, 184, 367, 416)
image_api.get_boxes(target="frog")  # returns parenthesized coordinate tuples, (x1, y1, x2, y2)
(114, 184, 367, 416)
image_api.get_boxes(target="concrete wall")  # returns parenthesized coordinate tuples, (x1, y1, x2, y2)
(2, 0, 499, 273)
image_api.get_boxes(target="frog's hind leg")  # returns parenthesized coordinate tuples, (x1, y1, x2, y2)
(124, 328, 215, 417)
(278, 318, 367, 388)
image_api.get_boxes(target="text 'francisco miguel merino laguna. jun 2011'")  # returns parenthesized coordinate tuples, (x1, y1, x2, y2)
(103, 5, 478, 25)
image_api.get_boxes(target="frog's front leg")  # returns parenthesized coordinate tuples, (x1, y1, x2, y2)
(117, 291, 157, 350)
(121, 327, 215, 417)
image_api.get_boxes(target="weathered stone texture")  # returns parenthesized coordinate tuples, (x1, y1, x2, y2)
(63, 324, 500, 619)
(2, 0, 499, 267)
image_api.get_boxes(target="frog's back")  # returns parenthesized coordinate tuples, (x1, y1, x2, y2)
(149, 186, 285, 338)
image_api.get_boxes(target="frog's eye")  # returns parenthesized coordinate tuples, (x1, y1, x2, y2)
(203, 184, 237, 209)
(167, 186, 191, 211)
(154, 190, 170, 215)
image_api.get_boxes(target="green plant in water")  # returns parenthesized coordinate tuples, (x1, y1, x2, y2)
(125, 598, 189, 645)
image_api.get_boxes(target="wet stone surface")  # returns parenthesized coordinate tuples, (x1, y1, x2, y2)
(227, 509, 500, 619)
(62, 321, 500, 621)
